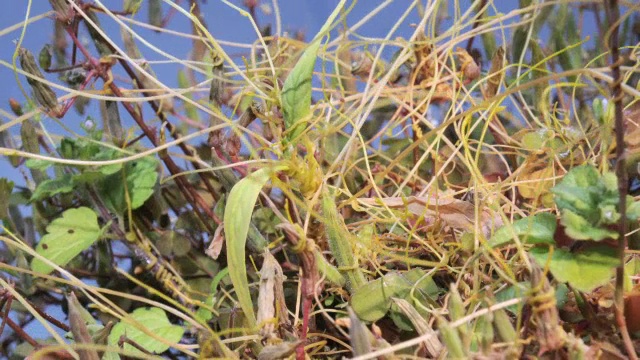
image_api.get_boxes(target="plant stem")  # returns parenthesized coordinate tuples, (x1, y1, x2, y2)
(605, 0, 637, 358)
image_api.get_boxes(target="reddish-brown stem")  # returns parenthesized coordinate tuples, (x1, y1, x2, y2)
(118, 335, 153, 355)
(44, 62, 86, 74)
(297, 293, 312, 360)
(2, 313, 39, 347)
(466, 0, 488, 53)
(113, 56, 219, 199)
(64, 24, 220, 232)
(0, 293, 12, 340)
(27, 298, 71, 332)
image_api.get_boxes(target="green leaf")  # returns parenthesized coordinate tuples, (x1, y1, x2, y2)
(25, 158, 54, 170)
(551, 164, 625, 241)
(529, 246, 619, 292)
(495, 283, 528, 314)
(351, 272, 411, 322)
(322, 188, 366, 292)
(627, 197, 640, 220)
(99, 157, 158, 213)
(351, 269, 438, 322)
(224, 166, 285, 328)
(30, 174, 75, 201)
(489, 213, 557, 247)
(31, 207, 101, 275)
(315, 252, 346, 287)
(560, 210, 618, 241)
(281, 0, 345, 143)
(107, 307, 184, 357)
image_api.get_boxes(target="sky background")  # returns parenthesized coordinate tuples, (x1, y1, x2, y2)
(0, 0, 601, 354)
(0, 0, 529, 184)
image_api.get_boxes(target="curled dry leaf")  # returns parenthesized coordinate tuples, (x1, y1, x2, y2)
(455, 47, 480, 82)
(257, 250, 289, 339)
(516, 162, 558, 206)
(205, 225, 225, 260)
(357, 193, 503, 238)
(257, 341, 302, 360)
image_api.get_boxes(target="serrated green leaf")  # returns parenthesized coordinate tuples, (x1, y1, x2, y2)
(224, 166, 286, 328)
(281, 0, 345, 143)
(25, 158, 53, 170)
(31, 207, 101, 275)
(489, 213, 557, 247)
(529, 246, 618, 293)
(551, 165, 620, 228)
(99, 157, 158, 213)
(555, 164, 599, 189)
(107, 307, 184, 357)
(30, 174, 75, 201)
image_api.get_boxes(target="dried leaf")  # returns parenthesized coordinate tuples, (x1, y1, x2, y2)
(257, 341, 301, 360)
(391, 298, 442, 357)
(205, 225, 224, 260)
(348, 307, 372, 356)
(66, 292, 100, 360)
(455, 47, 480, 82)
(225, 166, 286, 327)
(483, 47, 505, 100)
(358, 194, 503, 238)
(257, 250, 288, 338)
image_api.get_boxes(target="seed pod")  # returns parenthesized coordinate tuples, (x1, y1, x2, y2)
(483, 47, 505, 100)
(84, 10, 112, 57)
(21, 119, 47, 185)
(8, 98, 23, 116)
(48, 0, 73, 23)
(38, 44, 52, 71)
(124, 0, 143, 14)
(148, 0, 162, 29)
(0, 118, 20, 167)
(437, 316, 466, 359)
(209, 51, 225, 107)
(19, 48, 61, 117)
(100, 100, 124, 146)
